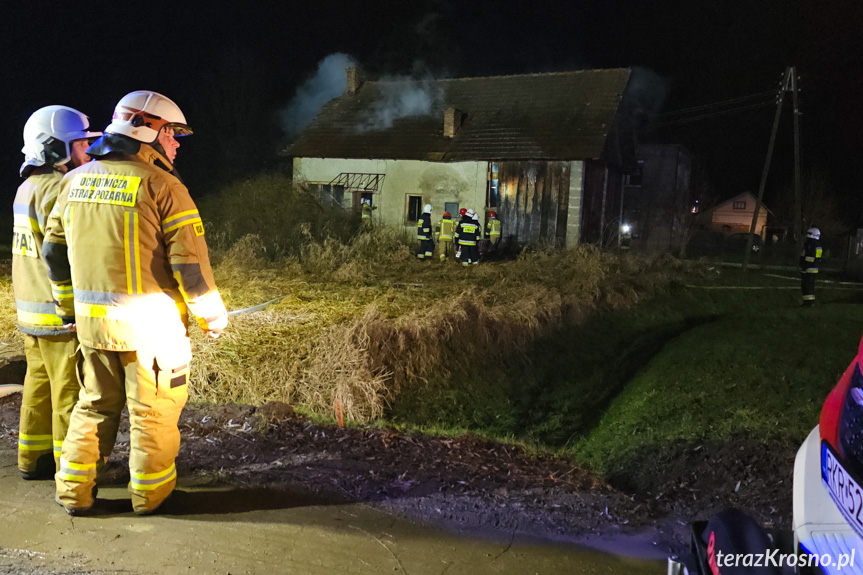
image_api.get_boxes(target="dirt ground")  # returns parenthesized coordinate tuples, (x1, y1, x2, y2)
(0, 378, 797, 559)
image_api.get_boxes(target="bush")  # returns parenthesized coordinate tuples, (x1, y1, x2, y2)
(198, 173, 358, 259)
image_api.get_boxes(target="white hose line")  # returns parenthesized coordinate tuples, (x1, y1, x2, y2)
(227, 296, 288, 317)
(0, 384, 23, 398)
(686, 285, 863, 291)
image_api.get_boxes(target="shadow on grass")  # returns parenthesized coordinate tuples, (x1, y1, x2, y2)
(388, 284, 722, 450)
(511, 312, 721, 447)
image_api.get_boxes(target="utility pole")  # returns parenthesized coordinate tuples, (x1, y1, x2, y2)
(743, 67, 793, 271)
(792, 67, 802, 255)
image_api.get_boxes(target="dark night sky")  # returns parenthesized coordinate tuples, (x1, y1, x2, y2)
(1, 1, 861, 224)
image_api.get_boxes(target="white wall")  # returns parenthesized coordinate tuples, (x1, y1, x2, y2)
(294, 157, 489, 235)
(711, 199, 768, 237)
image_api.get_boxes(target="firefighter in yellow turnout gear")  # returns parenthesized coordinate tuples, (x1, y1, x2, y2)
(436, 211, 454, 261)
(43, 91, 228, 515)
(486, 211, 502, 251)
(360, 198, 374, 227)
(14, 106, 102, 479)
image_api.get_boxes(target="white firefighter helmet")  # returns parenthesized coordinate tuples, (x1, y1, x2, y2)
(21, 105, 101, 173)
(807, 227, 821, 240)
(466, 208, 476, 219)
(423, 204, 433, 214)
(105, 91, 192, 143)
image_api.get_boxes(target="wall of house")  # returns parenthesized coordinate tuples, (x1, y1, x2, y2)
(294, 157, 591, 248)
(709, 204, 768, 237)
(497, 161, 579, 246)
(624, 145, 694, 253)
(293, 157, 488, 235)
(580, 160, 614, 245)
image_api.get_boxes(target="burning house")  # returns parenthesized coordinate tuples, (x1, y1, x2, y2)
(287, 67, 638, 247)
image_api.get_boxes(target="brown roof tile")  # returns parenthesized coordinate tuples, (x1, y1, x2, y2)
(287, 68, 631, 162)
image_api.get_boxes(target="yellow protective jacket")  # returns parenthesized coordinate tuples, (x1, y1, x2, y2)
(439, 217, 454, 240)
(43, 145, 227, 356)
(12, 167, 73, 336)
(486, 217, 501, 239)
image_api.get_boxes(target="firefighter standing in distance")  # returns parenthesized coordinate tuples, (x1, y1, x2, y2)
(472, 209, 483, 252)
(454, 208, 467, 261)
(456, 209, 481, 265)
(360, 198, 373, 227)
(13, 106, 101, 480)
(799, 227, 823, 307)
(43, 91, 228, 516)
(417, 203, 434, 259)
(486, 211, 502, 251)
(436, 211, 454, 261)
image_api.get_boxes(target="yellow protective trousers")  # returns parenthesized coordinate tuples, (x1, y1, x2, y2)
(18, 333, 80, 475)
(56, 345, 188, 513)
(438, 239, 453, 260)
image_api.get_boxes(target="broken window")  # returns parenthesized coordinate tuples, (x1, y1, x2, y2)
(406, 195, 422, 223)
(626, 161, 644, 187)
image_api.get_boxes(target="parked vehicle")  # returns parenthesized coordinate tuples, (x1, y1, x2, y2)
(669, 337, 863, 575)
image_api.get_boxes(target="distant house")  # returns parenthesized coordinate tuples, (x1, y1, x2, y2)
(622, 144, 694, 252)
(701, 191, 770, 238)
(287, 68, 638, 247)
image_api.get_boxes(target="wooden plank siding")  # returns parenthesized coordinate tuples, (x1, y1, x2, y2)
(497, 161, 571, 245)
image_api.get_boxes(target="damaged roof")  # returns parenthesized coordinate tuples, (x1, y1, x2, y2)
(287, 68, 632, 162)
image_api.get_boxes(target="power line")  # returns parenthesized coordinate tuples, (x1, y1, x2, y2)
(660, 90, 777, 118)
(659, 101, 776, 127)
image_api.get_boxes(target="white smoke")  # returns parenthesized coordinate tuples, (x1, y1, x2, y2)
(280, 53, 359, 138)
(355, 73, 443, 133)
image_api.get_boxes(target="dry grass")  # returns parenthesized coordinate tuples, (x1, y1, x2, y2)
(182, 232, 683, 423)
(0, 242, 680, 424)
(197, 173, 357, 259)
(0, 262, 23, 355)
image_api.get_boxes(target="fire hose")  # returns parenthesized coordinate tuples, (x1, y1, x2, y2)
(227, 295, 288, 316)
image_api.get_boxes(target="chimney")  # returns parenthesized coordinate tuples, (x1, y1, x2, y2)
(444, 107, 463, 138)
(346, 67, 362, 95)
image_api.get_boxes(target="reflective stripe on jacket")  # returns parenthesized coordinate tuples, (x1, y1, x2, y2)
(439, 218, 454, 240)
(43, 145, 227, 352)
(417, 213, 432, 240)
(12, 168, 72, 336)
(800, 238, 823, 274)
(456, 222, 479, 246)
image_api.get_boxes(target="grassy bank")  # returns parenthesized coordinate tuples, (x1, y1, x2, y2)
(573, 272, 863, 475)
